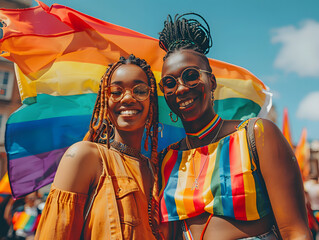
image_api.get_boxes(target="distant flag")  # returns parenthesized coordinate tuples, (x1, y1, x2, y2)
(295, 128, 310, 179)
(12, 211, 41, 233)
(0, 172, 12, 196)
(282, 108, 293, 148)
(0, 1, 272, 197)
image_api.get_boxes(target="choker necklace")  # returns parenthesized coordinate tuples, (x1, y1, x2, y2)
(186, 114, 221, 139)
(110, 140, 147, 161)
(186, 119, 224, 190)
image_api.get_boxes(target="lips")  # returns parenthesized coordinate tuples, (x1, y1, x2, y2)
(118, 109, 140, 116)
(178, 98, 196, 110)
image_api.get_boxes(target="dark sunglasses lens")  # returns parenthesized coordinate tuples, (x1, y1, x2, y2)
(109, 86, 123, 102)
(133, 84, 150, 101)
(162, 76, 177, 95)
(182, 68, 200, 87)
(162, 76, 177, 89)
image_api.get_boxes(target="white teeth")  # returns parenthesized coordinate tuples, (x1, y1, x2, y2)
(120, 110, 138, 115)
(179, 99, 194, 108)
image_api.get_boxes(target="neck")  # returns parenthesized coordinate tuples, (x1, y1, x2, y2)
(183, 110, 217, 135)
(186, 114, 221, 139)
(184, 113, 224, 149)
(113, 128, 144, 151)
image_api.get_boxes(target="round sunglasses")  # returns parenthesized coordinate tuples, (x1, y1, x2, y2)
(159, 67, 211, 96)
(107, 83, 151, 102)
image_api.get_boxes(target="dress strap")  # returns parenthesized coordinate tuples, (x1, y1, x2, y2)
(200, 214, 213, 239)
(181, 214, 213, 240)
(181, 220, 194, 240)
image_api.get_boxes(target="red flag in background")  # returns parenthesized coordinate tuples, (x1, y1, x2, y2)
(282, 108, 293, 148)
(295, 128, 310, 179)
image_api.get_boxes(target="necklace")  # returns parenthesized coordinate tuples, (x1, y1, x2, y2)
(186, 114, 221, 139)
(110, 140, 148, 162)
(186, 119, 224, 190)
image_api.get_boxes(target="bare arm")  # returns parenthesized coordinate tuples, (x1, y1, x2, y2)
(35, 141, 102, 239)
(255, 119, 312, 239)
(53, 141, 102, 194)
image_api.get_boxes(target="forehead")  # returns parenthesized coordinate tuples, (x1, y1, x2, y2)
(111, 64, 148, 85)
(162, 50, 207, 75)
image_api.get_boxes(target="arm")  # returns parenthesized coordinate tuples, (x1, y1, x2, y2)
(35, 141, 102, 239)
(53, 141, 102, 193)
(254, 119, 312, 239)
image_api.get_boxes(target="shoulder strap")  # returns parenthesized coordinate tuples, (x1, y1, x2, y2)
(247, 117, 260, 167)
(246, 118, 282, 239)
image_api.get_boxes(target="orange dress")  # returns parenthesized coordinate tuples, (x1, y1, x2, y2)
(35, 144, 156, 240)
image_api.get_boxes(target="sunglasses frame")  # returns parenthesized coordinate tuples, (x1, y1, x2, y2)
(159, 67, 211, 96)
(107, 83, 151, 102)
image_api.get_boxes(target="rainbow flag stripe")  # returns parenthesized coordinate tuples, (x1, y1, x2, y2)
(159, 128, 271, 222)
(12, 211, 41, 232)
(0, 2, 271, 197)
(0, 172, 11, 196)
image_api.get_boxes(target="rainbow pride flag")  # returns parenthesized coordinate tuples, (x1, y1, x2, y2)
(12, 211, 41, 233)
(0, 1, 271, 198)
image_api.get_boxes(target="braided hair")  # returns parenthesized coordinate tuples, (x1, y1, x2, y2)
(84, 54, 160, 238)
(159, 13, 213, 66)
(85, 54, 158, 164)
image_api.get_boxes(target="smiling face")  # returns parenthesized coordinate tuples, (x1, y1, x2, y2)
(162, 50, 216, 123)
(108, 64, 150, 134)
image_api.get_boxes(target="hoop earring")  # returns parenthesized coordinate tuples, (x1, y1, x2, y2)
(211, 91, 215, 106)
(98, 120, 115, 144)
(169, 112, 178, 123)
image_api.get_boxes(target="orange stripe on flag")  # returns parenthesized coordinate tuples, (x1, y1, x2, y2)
(0, 172, 11, 195)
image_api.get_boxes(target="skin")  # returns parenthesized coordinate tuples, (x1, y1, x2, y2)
(161, 49, 312, 239)
(54, 64, 151, 200)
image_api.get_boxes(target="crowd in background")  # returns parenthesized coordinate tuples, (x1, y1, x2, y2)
(0, 191, 46, 240)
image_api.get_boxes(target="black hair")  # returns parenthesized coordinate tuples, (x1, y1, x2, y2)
(159, 13, 213, 60)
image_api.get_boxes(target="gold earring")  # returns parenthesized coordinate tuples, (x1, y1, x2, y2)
(169, 112, 178, 123)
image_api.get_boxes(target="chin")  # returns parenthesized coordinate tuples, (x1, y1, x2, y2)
(117, 121, 146, 132)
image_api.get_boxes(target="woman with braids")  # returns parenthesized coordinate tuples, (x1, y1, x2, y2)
(158, 13, 311, 239)
(35, 54, 161, 239)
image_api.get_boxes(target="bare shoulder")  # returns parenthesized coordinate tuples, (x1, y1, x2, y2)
(253, 118, 296, 170)
(252, 118, 287, 145)
(53, 141, 103, 194)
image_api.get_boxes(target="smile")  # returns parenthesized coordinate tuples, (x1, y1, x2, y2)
(179, 99, 194, 108)
(119, 110, 140, 116)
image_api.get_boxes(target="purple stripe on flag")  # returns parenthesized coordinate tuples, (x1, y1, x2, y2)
(8, 147, 68, 198)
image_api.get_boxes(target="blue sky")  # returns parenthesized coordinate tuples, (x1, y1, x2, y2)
(35, 0, 319, 144)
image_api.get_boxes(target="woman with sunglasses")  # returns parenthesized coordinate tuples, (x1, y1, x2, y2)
(35, 55, 161, 239)
(158, 14, 311, 239)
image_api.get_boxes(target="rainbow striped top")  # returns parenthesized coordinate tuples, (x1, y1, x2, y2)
(159, 126, 271, 222)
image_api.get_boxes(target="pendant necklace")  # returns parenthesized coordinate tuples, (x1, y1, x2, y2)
(186, 119, 224, 190)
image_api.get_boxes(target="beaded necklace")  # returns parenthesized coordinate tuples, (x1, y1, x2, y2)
(186, 114, 221, 139)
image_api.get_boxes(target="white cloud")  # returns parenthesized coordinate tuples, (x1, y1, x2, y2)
(297, 92, 319, 121)
(271, 20, 319, 77)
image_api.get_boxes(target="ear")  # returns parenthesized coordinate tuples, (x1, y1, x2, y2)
(210, 74, 217, 91)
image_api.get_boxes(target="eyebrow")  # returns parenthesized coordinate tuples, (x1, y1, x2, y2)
(110, 79, 147, 85)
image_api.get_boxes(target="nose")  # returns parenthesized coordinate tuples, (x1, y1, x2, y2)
(175, 77, 190, 95)
(121, 89, 135, 103)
